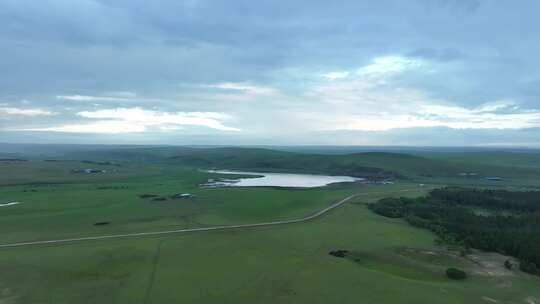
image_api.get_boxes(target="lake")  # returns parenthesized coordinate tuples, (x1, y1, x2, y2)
(205, 170, 363, 188)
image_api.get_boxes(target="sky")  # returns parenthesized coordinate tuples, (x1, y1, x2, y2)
(1, 0, 540, 146)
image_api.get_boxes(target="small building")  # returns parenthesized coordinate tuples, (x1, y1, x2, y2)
(72, 168, 104, 174)
(459, 172, 478, 177)
(171, 193, 195, 199)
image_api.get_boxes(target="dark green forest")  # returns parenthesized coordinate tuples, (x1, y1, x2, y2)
(369, 187, 540, 275)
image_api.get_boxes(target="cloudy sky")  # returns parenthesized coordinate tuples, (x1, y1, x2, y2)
(1, 0, 540, 146)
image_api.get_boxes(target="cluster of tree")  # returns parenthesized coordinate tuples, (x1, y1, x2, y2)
(369, 187, 540, 276)
(429, 188, 540, 212)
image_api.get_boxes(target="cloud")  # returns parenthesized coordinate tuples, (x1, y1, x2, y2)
(57, 95, 133, 102)
(321, 71, 350, 80)
(407, 48, 465, 62)
(356, 56, 424, 78)
(20, 107, 239, 133)
(301, 66, 540, 132)
(208, 83, 278, 96)
(31, 121, 147, 134)
(106, 91, 138, 98)
(2, 1, 540, 146)
(474, 100, 518, 113)
(417, 103, 540, 129)
(0, 107, 56, 116)
(321, 102, 540, 132)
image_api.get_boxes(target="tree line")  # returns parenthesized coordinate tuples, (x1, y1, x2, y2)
(369, 187, 540, 276)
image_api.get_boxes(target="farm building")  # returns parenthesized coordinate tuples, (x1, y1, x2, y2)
(171, 193, 195, 199)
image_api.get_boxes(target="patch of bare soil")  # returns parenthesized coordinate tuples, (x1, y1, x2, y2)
(466, 252, 518, 278)
(482, 296, 499, 303)
(398, 247, 525, 285)
(0, 286, 16, 304)
(397, 247, 474, 268)
(524, 296, 539, 304)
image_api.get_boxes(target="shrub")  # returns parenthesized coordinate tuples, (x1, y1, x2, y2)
(519, 260, 540, 275)
(369, 198, 406, 218)
(446, 267, 467, 280)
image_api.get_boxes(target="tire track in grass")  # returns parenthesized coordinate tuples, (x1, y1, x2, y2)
(143, 239, 165, 304)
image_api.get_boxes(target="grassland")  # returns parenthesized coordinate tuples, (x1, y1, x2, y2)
(59, 145, 540, 187)
(1, 185, 538, 303)
(1, 148, 539, 303)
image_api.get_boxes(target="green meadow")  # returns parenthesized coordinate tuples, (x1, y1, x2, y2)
(1, 148, 539, 303)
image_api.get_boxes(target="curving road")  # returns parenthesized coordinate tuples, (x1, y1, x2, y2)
(0, 189, 412, 249)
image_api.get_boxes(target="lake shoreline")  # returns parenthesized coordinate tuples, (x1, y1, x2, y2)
(202, 170, 364, 188)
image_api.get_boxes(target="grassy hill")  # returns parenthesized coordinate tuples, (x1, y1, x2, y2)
(168, 148, 463, 180)
(440, 152, 540, 169)
(8, 144, 540, 184)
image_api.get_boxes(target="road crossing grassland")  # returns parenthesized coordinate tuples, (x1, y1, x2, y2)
(0, 190, 412, 248)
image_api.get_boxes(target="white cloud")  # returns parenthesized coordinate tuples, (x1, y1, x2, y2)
(357, 55, 423, 78)
(0, 107, 56, 116)
(56, 95, 132, 102)
(317, 57, 419, 85)
(475, 100, 518, 113)
(209, 82, 278, 95)
(106, 91, 138, 98)
(317, 102, 540, 132)
(301, 69, 540, 132)
(7, 54, 539, 142)
(56, 93, 173, 105)
(321, 71, 350, 80)
(36, 121, 147, 134)
(417, 103, 540, 129)
(21, 107, 240, 133)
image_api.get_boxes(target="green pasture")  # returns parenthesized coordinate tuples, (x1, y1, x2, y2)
(0, 157, 539, 303)
(1, 195, 538, 303)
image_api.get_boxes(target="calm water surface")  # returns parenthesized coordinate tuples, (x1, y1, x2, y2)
(206, 170, 363, 188)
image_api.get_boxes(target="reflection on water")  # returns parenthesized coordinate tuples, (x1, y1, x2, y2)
(204, 170, 363, 188)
